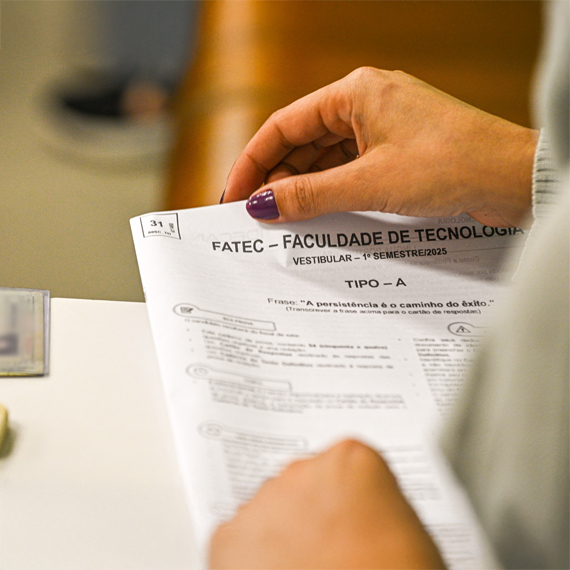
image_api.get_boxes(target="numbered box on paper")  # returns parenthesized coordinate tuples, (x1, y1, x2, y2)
(140, 213, 181, 239)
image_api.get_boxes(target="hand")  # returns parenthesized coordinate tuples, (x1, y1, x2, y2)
(223, 67, 538, 227)
(208, 439, 446, 569)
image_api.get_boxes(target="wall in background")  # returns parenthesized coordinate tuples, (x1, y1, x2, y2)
(0, 1, 164, 301)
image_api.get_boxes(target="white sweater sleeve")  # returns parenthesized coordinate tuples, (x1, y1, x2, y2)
(532, 130, 561, 221)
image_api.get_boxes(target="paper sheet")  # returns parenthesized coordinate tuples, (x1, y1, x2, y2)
(131, 202, 524, 568)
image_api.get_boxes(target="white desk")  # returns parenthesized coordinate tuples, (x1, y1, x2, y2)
(0, 299, 200, 570)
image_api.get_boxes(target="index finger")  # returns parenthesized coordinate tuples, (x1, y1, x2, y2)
(223, 82, 356, 202)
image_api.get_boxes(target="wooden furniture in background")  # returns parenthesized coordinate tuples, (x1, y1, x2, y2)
(166, 0, 542, 210)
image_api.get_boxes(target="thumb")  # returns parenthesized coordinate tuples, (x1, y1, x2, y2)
(245, 160, 380, 223)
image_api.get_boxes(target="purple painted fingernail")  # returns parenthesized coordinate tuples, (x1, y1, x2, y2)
(219, 190, 226, 204)
(246, 189, 280, 220)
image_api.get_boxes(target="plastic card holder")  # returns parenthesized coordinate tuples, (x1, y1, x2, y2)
(0, 288, 50, 376)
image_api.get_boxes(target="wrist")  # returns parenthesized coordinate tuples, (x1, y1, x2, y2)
(466, 115, 538, 228)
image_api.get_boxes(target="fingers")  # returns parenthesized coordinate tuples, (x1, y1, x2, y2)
(245, 153, 381, 223)
(223, 81, 356, 203)
(265, 138, 359, 184)
(311, 139, 359, 171)
(264, 140, 327, 185)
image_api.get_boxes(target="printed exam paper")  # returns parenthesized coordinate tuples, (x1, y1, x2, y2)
(131, 202, 524, 569)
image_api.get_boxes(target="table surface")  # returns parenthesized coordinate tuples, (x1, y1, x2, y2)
(0, 298, 200, 570)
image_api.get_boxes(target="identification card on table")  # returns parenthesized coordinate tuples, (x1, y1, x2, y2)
(0, 288, 50, 376)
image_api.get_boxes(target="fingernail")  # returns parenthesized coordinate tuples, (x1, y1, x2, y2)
(246, 189, 280, 220)
(219, 190, 226, 204)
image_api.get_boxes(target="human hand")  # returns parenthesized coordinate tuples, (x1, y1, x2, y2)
(222, 67, 538, 227)
(208, 439, 446, 569)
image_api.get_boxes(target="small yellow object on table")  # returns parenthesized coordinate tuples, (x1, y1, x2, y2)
(0, 403, 8, 447)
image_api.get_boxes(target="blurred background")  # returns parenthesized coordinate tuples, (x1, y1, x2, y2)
(0, 0, 541, 302)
